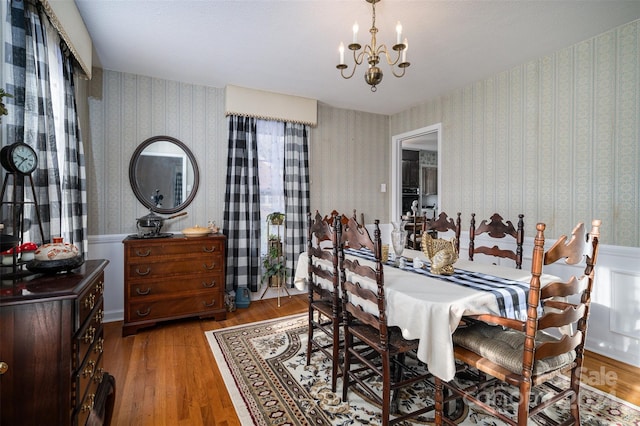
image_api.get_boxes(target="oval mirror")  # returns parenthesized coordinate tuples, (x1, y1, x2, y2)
(129, 136, 200, 214)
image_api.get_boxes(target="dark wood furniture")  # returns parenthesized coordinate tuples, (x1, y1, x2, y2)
(122, 234, 227, 336)
(402, 213, 427, 250)
(339, 215, 434, 426)
(305, 210, 341, 391)
(435, 220, 601, 426)
(422, 211, 462, 253)
(469, 212, 524, 268)
(0, 259, 113, 426)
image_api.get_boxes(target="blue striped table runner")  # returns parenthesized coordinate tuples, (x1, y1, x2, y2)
(343, 248, 529, 320)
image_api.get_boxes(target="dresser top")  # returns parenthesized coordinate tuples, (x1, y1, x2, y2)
(123, 233, 226, 243)
(0, 259, 109, 305)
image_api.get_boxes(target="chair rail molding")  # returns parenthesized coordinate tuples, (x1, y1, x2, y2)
(89, 231, 640, 367)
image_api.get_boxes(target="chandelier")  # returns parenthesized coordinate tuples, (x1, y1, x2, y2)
(336, 0, 409, 92)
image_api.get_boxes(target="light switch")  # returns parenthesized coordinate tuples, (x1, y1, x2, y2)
(380, 183, 386, 193)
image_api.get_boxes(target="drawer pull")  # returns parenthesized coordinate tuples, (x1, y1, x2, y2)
(95, 309, 104, 324)
(203, 299, 216, 307)
(203, 245, 217, 253)
(203, 262, 216, 270)
(202, 279, 216, 288)
(94, 338, 104, 354)
(83, 360, 96, 378)
(135, 267, 151, 276)
(81, 394, 96, 413)
(136, 248, 152, 257)
(93, 368, 105, 384)
(84, 294, 96, 310)
(83, 326, 96, 344)
(0, 362, 8, 375)
(96, 280, 104, 294)
(136, 287, 152, 295)
(136, 307, 151, 317)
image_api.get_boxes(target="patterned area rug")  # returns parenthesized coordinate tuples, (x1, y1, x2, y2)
(205, 314, 640, 425)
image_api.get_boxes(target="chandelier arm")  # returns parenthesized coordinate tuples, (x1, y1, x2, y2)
(337, 48, 369, 79)
(339, 63, 360, 80)
(391, 64, 409, 78)
(353, 48, 366, 66)
(378, 44, 404, 66)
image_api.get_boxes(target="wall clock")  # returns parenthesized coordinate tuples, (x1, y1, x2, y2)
(1, 142, 38, 175)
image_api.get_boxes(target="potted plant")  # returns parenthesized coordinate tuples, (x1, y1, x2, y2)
(267, 211, 285, 226)
(261, 241, 287, 287)
(262, 212, 287, 286)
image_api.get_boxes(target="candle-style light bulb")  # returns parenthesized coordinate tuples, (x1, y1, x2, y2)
(402, 38, 408, 62)
(352, 22, 359, 43)
(396, 22, 402, 45)
(339, 42, 345, 64)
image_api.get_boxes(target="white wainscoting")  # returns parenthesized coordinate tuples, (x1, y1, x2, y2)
(89, 231, 640, 367)
(87, 234, 128, 324)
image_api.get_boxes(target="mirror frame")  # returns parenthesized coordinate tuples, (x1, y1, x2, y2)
(129, 135, 200, 214)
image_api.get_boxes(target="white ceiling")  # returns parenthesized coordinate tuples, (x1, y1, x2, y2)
(75, 0, 640, 116)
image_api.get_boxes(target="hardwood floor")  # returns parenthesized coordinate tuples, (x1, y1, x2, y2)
(104, 293, 639, 425)
(103, 294, 308, 426)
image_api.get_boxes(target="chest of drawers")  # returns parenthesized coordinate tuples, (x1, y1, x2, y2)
(122, 234, 227, 336)
(0, 259, 112, 426)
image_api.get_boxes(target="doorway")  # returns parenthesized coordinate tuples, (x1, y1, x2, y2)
(390, 124, 442, 221)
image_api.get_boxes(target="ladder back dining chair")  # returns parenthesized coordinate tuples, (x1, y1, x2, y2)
(305, 210, 342, 391)
(422, 211, 462, 253)
(469, 213, 525, 269)
(338, 214, 435, 426)
(435, 219, 601, 426)
(403, 213, 428, 250)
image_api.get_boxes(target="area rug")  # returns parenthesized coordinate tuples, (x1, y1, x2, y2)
(205, 314, 640, 425)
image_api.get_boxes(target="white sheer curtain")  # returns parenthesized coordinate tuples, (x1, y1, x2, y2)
(256, 120, 285, 257)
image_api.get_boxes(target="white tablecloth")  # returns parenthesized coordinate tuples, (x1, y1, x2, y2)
(295, 249, 559, 381)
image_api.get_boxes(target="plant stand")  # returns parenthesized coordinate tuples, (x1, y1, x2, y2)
(260, 214, 291, 307)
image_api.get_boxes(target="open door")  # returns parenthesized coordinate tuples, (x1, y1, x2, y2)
(390, 124, 442, 222)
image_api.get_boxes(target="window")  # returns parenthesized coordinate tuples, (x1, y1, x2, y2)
(256, 120, 285, 257)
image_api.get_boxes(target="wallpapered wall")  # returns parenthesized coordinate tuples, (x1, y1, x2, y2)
(85, 72, 390, 236)
(87, 20, 638, 247)
(87, 71, 228, 236)
(308, 104, 389, 222)
(390, 20, 639, 248)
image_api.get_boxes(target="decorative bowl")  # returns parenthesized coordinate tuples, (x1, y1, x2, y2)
(181, 225, 211, 238)
(26, 256, 85, 274)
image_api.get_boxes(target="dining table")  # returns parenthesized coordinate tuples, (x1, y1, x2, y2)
(294, 247, 561, 382)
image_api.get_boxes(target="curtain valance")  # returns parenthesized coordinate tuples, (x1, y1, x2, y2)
(225, 85, 317, 127)
(38, 0, 92, 79)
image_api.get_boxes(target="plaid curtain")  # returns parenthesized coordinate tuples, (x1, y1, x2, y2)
(223, 116, 261, 292)
(283, 122, 310, 286)
(3, 0, 86, 253)
(4, 0, 58, 245)
(174, 172, 183, 206)
(59, 46, 87, 254)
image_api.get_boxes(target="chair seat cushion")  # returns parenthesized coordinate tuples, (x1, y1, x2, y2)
(453, 322, 576, 375)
